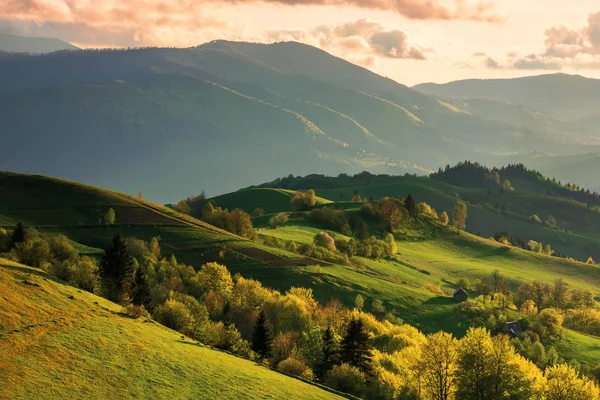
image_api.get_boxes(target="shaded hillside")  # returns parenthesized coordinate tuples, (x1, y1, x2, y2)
(0, 75, 356, 201)
(0, 259, 343, 399)
(525, 152, 600, 193)
(0, 32, 78, 54)
(414, 73, 600, 121)
(1, 43, 598, 201)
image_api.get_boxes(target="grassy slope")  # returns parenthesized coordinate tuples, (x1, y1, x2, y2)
(0, 172, 320, 268)
(306, 177, 600, 261)
(210, 188, 331, 215)
(0, 258, 344, 400)
(3, 172, 600, 365)
(257, 218, 600, 344)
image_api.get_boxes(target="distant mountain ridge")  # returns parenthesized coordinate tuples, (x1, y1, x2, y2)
(0, 41, 599, 202)
(414, 73, 600, 121)
(0, 32, 78, 54)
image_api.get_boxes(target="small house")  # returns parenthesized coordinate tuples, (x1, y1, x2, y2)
(502, 321, 524, 337)
(453, 287, 468, 302)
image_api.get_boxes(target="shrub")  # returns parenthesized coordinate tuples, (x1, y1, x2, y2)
(105, 208, 116, 224)
(530, 214, 542, 224)
(416, 202, 438, 219)
(324, 364, 367, 397)
(225, 209, 254, 238)
(125, 304, 149, 319)
(252, 208, 265, 217)
(439, 211, 449, 225)
(153, 299, 194, 334)
(277, 357, 314, 381)
(269, 213, 289, 229)
(285, 240, 298, 253)
(14, 237, 52, 268)
(47, 234, 78, 262)
(457, 277, 470, 290)
(314, 232, 336, 252)
(291, 190, 316, 211)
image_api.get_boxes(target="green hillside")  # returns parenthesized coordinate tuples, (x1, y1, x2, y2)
(254, 169, 600, 262)
(210, 188, 332, 215)
(0, 258, 343, 399)
(3, 171, 600, 369)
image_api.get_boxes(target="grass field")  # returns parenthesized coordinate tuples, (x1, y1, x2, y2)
(0, 258, 345, 400)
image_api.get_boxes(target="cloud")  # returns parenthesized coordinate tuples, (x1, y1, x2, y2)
(513, 55, 562, 70)
(484, 57, 501, 69)
(471, 10, 600, 71)
(268, 18, 428, 66)
(0, 0, 233, 47)
(223, 0, 501, 21)
(533, 10, 600, 68)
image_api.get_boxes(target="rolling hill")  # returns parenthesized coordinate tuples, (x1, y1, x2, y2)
(3, 170, 600, 346)
(414, 73, 600, 121)
(1, 42, 599, 202)
(0, 32, 78, 54)
(0, 258, 344, 399)
(210, 188, 332, 215)
(249, 168, 600, 262)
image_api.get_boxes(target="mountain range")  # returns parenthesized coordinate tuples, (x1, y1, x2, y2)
(0, 32, 78, 54)
(0, 40, 599, 202)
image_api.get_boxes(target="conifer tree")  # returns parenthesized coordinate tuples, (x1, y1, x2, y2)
(100, 233, 135, 305)
(316, 326, 339, 381)
(340, 318, 373, 375)
(10, 222, 27, 249)
(131, 265, 152, 309)
(405, 194, 416, 217)
(252, 310, 273, 359)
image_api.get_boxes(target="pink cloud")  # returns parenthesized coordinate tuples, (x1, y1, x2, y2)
(269, 18, 428, 65)
(223, 0, 501, 21)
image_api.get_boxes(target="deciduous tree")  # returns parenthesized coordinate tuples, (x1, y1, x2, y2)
(452, 201, 468, 232)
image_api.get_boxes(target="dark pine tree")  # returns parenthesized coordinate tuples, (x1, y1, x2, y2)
(340, 317, 373, 375)
(10, 222, 27, 249)
(316, 326, 339, 381)
(404, 194, 416, 217)
(355, 220, 369, 241)
(131, 265, 152, 309)
(252, 310, 273, 359)
(100, 233, 135, 305)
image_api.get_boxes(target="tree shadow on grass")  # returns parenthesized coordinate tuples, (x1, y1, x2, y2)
(423, 296, 455, 305)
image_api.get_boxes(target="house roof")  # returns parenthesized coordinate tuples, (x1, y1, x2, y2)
(503, 321, 523, 335)
(453, 287, 467, 296)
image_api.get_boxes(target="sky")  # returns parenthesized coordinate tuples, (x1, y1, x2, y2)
(1, 0, 600, 85)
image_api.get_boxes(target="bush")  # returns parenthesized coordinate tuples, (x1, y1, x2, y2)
(314, 232, 336, 252)
(291, 190, 317, 211)
(125, 304, 149, 319)
(153, 299, 194, 334)
(14, 237, 52, 268)
(47, 234, 78, 262)
(324, 364, 367, 397)
(71, 256, 100, 293)
(269, 213, 289, 229)
(277, 357, 314, 380)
